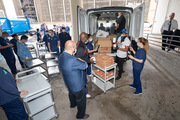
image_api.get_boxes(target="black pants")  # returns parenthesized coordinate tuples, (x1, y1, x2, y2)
(69, 87, 86, 119)
(162, 30, 173, 50)
(116, 56, 125, 78)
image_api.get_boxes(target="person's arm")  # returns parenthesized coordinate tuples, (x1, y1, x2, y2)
(115, 24, 119, 30)
(17, 43, 27, 60)
(128, 55, 143, 63)
(88, 49, 97, 53)
(72, 58, 87, 70)
(48, 42, 52, 52)
(128, 50, 146, 63)
(118, 46, 129, 52)
(57, 41, 60, 48)
(0, 44, 13, 49)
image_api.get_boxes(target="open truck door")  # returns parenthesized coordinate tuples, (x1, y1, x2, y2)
(130, 3, 145, 41)
(77, 6, 88, 40)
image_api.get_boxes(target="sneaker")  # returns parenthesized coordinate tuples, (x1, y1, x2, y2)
(77, 114, 90, 119)
(134, 91, 142, 95)
(129, 85, 136, 89)
(115, 76, 121, 80)
(86, 94, 91, 98)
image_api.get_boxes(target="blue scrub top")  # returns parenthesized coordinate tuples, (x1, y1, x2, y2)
(10, 38, 18, 54)
(133, 48, 146, 70)
(36, 32, 41, 41)
(0, 67, 20, 105)
(86, 42, 94, 55)
(59, 52, 87, 93)
(47, 35, 60, 51)
(0, 37, 13, 55)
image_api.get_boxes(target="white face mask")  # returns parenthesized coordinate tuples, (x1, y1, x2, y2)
(85, 40, 88, 44)
(0, 55, 3, 62)
(62, 29, 66, 32)
(73, 49, 77, 55)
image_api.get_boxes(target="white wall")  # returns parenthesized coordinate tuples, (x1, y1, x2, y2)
(2, 0, 17, 19)
(152, 0, 180, 34)
(69, 0, 82, 43)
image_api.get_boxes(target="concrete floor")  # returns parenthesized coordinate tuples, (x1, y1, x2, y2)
(0, 57, 180, 120)
(0, 37, 180, 120)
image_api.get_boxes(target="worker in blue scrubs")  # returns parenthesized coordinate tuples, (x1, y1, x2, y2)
(48, 29, 60, 56)
(86, 34, 97, 75)
(128, 37, 149, 95)
(0, 32, 17, 75)
(10, 34, 24, 68)
(0, 54, 29, 120)
(43, 30, 50, 51)
(59, 27, 71, 53)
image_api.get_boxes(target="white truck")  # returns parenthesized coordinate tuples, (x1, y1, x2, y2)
(77, 3, 145, 42)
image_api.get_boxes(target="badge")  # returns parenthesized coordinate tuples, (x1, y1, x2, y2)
(3, 70, 7, 75)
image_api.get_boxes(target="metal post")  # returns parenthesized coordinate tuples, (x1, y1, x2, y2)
(62, 0, 66, 24)
(47, 0, 52, 22)
(94, 0, 96, 8)
(33, 0, 39, 22)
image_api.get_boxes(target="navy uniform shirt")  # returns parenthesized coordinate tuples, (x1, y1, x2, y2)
(59, 52, 87, 93)
(86, 42, 94, 55)
(36, 32, 41, 42)
(47, 35, 60, 51)
(133, 48, 146, 70)
(10, 38, 18, 54)
(59, 32, 71, 47)
(0, 67, 20, 105)
(116, 15, 126, 33)
(0, 37, 13, 55)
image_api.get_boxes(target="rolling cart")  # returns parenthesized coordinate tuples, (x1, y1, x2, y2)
(36, 42, 47, 59)
(16, 69, 59, 120)
(27, 44, 38, 58)
(91, 63, 117, 93)
(45, 52, 60, 76)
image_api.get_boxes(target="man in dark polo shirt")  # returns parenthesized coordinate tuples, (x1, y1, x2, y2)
(115, 12, 126, 40)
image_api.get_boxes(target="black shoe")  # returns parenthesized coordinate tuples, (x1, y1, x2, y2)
(77, 114, 89, 119)
(116, 76, 121, 80)
(70, 105, 76, 108)
(122, 71, 125, 73)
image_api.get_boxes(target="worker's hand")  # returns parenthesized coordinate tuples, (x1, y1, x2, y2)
(129, 47, 134, 52)
(20, 90, 29, 95)
(128, 55, 134, 60)
(93, 48, 98, 52)
(26, 57, 30, 60)
(90, 58, 96, 64)
(7, 44, 13, 47)
(49, 50, 52, 53)
(16, 79, 22, 82)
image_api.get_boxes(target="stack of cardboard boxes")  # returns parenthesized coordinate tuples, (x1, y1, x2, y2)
(94, 34, 117, 53)
(92, 53, 114, 69)
(93, 68, 114, 80)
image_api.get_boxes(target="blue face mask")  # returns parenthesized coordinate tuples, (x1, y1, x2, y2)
(4, 37, 7, 40)
(0, 55, 3, 62)
(73, 49, 77, 55)
(89, 38, 93, 42)
(49, 33, 52, 36)
(85, 40, 88, 44)
(117, 16, 120, 19)
(46, 32, 49, 35)
(137, 42, 140, 47)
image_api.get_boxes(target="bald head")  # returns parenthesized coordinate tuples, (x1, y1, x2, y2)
(80, 32, 88, 43)
(65, 40, 76, 52)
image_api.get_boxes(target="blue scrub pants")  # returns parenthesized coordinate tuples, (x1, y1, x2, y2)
(117, 33, 121, 40)
(51, 47, 60, 57)
(1, 98, 28, 120)
(2, 52, 17, 74)
(132, 69, 142, 93)
(60, 46, 64, 53)
(86, 64, 91, 75)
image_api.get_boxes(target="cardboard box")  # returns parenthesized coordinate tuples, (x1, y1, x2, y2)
(93, 68, 114, 80)
(96, 37, 112, 47)
(92, 54, 115, 68)
(98, 47, 111, 53)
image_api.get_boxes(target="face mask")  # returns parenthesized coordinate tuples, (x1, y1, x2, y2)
(73, 49, 77, 55)
(89, 38, 93, 42)
(46, 32, 49, 35)
(117, 16, 120, 19)
(17, 37, 19, 40)
(137, 42, 140, 47)
(85, 40, 88, 44)
(49, 33, 52, 36)
(62, 29, 66, 32)
(0, 55, 3, 62)
(4, 37, 7, 40)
